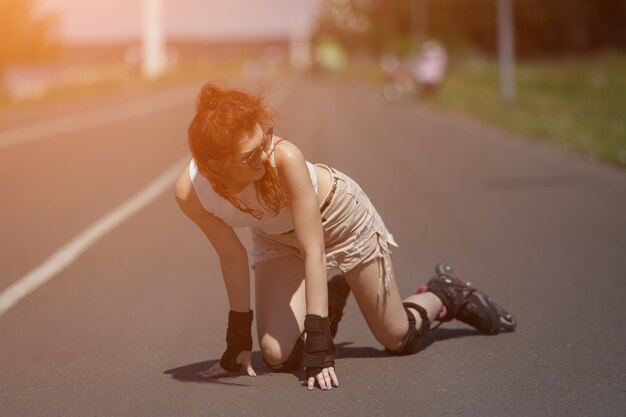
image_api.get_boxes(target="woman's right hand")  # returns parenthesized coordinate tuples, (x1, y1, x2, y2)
(306, 365, 339, 391)
(197, 350, 256, 378)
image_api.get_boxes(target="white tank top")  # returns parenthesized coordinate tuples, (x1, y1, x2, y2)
(189, 137, 318, 234)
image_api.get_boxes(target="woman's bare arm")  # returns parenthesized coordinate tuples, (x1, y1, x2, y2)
(274, 140, 328, 317)
(174, 167, 251, 312)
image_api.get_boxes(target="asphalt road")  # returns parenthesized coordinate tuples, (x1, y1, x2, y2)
(1, 77, 625, 417)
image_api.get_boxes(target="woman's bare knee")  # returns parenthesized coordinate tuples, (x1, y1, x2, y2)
(345, 260, 409, 352)
(259, 335, 291, 366)
(378, 326, 407, 352)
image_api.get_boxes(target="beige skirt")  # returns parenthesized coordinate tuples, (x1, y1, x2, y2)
(251, 164, 398, 297)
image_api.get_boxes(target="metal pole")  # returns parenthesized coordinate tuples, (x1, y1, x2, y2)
(411, 0, 429, 53)
(420, 0, 429, 41)
(411, 0, 419, 53)
(289, 0, 312, 71)
(141, 0, 166, 80)
(497, 0, 516, 102)
(385, 0, 397, 53)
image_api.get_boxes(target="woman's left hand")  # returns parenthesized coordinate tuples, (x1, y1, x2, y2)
(304, 366, 339, 391)
(197, 350, 256, 378)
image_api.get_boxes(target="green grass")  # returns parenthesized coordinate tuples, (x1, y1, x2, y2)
(434, 51, 626, 167)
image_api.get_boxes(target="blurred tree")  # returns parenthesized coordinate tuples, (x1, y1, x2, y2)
(313, 0, 383, 54)
(513, 0, 626, 57)
(314, 0, 626, 58)
(0, 0, 59, 88)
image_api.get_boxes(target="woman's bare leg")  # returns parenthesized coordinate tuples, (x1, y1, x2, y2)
(255, 251, 442, 359)
(403, 292, 444, 323)
(254, 254, 308, 366)
(344, 259, 442, 351)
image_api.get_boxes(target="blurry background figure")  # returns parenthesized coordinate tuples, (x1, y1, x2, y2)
(380, 53, 413, 102)
(412, 40, 448, 99)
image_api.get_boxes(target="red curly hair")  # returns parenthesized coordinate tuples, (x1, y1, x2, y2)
(187, 82, 288, 219)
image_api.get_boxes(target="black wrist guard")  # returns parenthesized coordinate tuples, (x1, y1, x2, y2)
(219, 310, 253, 372)
(304, 314, 336, 379)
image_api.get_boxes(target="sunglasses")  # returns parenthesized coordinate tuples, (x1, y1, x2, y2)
(237, 125, 274, 168)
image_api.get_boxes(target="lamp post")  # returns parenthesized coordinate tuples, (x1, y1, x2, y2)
(411, 0, 429, 53)
(497, 0, 516, 102)
(289, 0, 316, 71)
(141, 0, 166, 80)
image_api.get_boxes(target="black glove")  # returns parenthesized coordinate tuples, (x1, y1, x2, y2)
(304, 314, 336, 379)
(219, 310, 253, 372)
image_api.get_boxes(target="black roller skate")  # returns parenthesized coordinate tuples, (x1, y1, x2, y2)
(424, 263, 517, 334)
(328, 274, 351, 338)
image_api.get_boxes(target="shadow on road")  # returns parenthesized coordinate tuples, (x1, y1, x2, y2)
(164, 329, 484, 386)
(334, 328, 483, 357)
(165, 352, 310, 385)
(164, 359, 259, 386)
(335, 341, 391, 358)
(419, 327, 484, 350)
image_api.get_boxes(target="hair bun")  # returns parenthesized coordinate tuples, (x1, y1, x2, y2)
(197, 82, 222, 111)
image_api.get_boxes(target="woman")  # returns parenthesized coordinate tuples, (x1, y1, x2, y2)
(175, 83, 516, 391)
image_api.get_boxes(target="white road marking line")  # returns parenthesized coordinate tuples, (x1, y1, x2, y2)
(0, 158, 187, 316)
(0, 86, 198, 150)
(0, 80, 295, 317)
